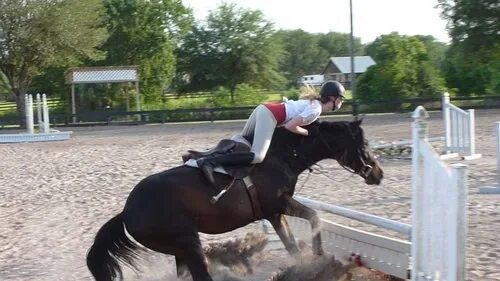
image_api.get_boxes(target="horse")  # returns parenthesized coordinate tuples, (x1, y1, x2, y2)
(86, 119, 384, 281)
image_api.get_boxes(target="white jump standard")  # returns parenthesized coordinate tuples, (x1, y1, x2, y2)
(281, 106, 468, 280)
(0, 94, 72, 143)
(442, 92, 481, 160)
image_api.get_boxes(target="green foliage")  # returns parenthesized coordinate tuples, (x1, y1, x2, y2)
(29, 67, 68, 105)
(274, 30, 328, 87)
(101, 0, 192, 102)
(413, 35, 449, 73)
(437, 0, 499, 96)
(0, 0, 107, 110)
(175, 3, 286, 95)
(211, 84, 268, 107)
(317, 32, 364, 57)
(438, 0, 498, 51)
(357, 33, 445, 101)
(442, 44, 500, 96)
(275, 30, 363, 87)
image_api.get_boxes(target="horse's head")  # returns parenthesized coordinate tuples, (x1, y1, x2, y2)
(315, 120, 384, 185)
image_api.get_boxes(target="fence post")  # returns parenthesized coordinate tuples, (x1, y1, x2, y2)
(42, 94, 50, 133)
(36, 93, 43, 132)
(442, 92, 451, 153)
(467, 109, 475, 156)
(25, 94, 34, 134)
(496, 122, 500, 178)
(450, 163, 468, 281)
(411, 106, 428, 281)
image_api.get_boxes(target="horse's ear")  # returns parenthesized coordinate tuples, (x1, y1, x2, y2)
(352, 118, 363, 127)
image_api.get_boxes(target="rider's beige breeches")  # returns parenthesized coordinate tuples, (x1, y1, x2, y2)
(240, 104, 277, 163)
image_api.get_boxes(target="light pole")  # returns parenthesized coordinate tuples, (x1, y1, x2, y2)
(349, 0, 359, 118)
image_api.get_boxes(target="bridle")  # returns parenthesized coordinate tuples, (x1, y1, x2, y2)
(316, 131, 373, 179)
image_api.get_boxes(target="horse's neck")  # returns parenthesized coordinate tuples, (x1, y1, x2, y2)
(270, 140, 328, 175)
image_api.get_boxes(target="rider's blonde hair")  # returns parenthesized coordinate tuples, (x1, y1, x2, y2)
(299, 83, 320, 100)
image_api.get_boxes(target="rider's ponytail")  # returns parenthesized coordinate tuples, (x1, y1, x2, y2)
(298, 83, 320, 101)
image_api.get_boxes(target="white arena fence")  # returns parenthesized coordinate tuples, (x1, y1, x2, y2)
(283, 106, 467, 281)
(371, 93, 480, 160)
(442, 92, 481, 159)
(479, 121, 500, 194)
(497, 122, 500, 176)
(0, 94, 72, 143)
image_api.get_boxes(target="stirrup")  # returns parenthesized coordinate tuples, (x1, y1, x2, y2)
(211, 189, 226, 204)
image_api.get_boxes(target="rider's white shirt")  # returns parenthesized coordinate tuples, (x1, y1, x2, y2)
(283, 99, 322, 125)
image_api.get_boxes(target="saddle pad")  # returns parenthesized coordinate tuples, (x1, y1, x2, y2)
(184, 159, 229, 175)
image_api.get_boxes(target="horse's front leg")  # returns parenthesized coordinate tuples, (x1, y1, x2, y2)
(268, 214, 300, 257)
(283, 195, 324, 256)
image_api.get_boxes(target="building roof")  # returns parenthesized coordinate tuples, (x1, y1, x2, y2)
(323, 56, 376, 74)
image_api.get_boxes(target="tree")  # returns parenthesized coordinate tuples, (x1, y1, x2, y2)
(0, 0, 107, 119)
(357, 33, 445, 101)
(274, 30, 327, 87)
(413, 35, 448, 73)
(175, 3, 286, 100)
(100, 0, 192, 103)
(317, 32, 363, 57)
(437, 0, 499, 95)
(274, 30, 364, 87)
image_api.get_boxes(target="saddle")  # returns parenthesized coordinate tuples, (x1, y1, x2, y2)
(182, 139, 253, 180)
(183, 139, 262, 219)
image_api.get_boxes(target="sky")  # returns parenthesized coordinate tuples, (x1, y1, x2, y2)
(181, 0, 450, 44)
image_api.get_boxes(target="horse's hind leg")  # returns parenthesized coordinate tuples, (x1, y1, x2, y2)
(161, 233, 213, 281)
(175, 256, 189, 278)
(269, 214, 300, 256)
(180, 241, 213, 281)
(283, 195, 324, 256)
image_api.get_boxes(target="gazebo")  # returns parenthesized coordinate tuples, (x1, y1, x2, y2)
(65, 66, 140, 122)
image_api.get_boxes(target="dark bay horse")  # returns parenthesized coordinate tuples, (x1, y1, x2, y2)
(86, 119, 384, 281)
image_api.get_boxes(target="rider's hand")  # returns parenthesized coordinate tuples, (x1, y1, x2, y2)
(307, 126, 320, 137)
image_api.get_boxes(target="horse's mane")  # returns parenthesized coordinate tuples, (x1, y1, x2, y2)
(270, 120, 364, 148)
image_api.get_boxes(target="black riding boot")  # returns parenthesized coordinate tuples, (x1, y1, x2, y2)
(196, 152, 255, 186)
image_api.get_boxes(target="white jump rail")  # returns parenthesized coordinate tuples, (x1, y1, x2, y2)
(282, 106, 467, 281)
(0, 94, 72, 143)
(442, 92, 481, 160)
(289, 197, 412, 279)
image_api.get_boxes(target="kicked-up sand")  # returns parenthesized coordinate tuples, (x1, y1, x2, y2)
(0, 109, 499, 281)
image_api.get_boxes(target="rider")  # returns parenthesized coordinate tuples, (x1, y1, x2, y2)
(197, 80, 346, 185)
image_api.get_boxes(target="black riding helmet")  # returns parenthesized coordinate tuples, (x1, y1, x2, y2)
(319, 81, 345, 103)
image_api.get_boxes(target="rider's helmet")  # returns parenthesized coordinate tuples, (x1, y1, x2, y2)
(319, 81, 345, 103)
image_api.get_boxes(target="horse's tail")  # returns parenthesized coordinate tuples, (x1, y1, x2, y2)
(86, 212, 140, 281)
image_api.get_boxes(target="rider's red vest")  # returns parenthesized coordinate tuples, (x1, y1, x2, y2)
(263, 103, 286, 125)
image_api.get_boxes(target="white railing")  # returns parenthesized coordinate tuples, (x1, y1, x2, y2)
(26, 93, 50, 134)
(282, 106, 468, 281)
(442, 92, 481, 159)
(294, 196, 411, 236)
(412, 106, 467, 281)
(289, 197, 412, 279)
(0, 94, 72, 143)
